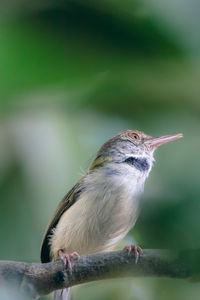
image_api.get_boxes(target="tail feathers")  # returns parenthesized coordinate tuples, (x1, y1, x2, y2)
(54, 288, 70, 300)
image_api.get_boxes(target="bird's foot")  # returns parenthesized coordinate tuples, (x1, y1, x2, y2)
(123, 245, 143, 264)
(58, 249, 80, 273)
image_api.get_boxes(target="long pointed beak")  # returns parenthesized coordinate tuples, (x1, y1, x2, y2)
(144, 133, 183, 149)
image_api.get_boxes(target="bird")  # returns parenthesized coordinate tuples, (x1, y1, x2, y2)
(40, 129, 182, 300)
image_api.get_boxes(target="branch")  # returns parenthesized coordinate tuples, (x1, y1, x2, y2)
(0, 249, 200, 299)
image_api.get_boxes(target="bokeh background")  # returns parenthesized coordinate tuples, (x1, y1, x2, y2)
(0, 0, 200, 299)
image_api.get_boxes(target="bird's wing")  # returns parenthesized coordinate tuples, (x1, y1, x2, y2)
(40, 179, 85, 263)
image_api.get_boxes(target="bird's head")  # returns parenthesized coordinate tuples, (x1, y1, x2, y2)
(90, 129, 183, 173)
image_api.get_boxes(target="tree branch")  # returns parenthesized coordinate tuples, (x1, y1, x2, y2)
(0, 249, 200, 299)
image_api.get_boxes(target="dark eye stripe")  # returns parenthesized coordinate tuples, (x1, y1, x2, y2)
(124, 157, 150, 172)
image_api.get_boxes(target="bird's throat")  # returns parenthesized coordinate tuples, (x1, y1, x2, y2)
(124, 157, 150, 172)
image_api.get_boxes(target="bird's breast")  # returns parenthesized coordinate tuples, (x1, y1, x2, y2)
(50, 166, 145, 258)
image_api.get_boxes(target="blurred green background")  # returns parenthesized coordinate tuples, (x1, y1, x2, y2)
(0, 0, 200, 299)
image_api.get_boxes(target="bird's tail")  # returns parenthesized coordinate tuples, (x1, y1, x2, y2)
(54, 288, 71, 300)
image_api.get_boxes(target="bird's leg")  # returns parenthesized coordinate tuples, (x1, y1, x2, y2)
(123, 245, 143, 264)
(58, 249, 80, 272)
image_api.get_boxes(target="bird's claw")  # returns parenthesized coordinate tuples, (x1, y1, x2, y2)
(123, 245, 143, 264)
(58, 250, 80, 273)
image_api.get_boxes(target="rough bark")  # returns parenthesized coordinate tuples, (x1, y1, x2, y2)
(0, 249, 199, 299)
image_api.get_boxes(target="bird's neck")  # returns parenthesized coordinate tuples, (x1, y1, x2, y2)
(89, 159, 152, 199)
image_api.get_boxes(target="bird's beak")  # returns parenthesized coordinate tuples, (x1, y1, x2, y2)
(144, 133, 183, 150)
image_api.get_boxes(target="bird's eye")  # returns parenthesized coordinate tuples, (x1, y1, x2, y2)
(127, 131, 140, 141)
(130, 133, 139, 140)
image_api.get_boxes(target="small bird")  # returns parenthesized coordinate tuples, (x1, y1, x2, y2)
(40, 129, 182, 300)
